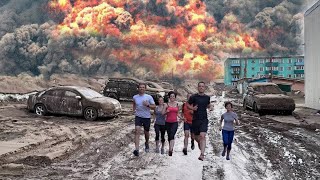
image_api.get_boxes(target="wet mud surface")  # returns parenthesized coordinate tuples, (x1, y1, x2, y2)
(0, 98, 319, 179)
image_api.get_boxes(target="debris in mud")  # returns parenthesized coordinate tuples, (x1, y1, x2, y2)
(16, 156, 52, 167)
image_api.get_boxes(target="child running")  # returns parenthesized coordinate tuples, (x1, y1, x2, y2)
(219, 101, 240, 160)
(182, 93, 195, 155)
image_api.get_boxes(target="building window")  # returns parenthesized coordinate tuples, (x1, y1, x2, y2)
(279, 74, 284, 77)
(279, 67, 284, 71)
(252, 75, 254, 78)
(296, 58, 303, 62)
(288, 74, 292, 78)
(281, 59, 286, 63)
(251, 60, 255, 63)
(251, 67, 255, 71)
(295, 66, 304, 70)
(288, 67, 292, 70)
(260, 67, 264, 71)
(272, 67, 278, 71)
(259, 59, 264, 64)
(288, 59, 292, 63)
(294, 74, 304, 78)
(232, 60, 240, 64)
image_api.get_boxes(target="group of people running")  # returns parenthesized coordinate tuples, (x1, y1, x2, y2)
(132, 81, 239, 161)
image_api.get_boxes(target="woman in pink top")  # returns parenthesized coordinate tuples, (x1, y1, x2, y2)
(163, 91, 182, 156)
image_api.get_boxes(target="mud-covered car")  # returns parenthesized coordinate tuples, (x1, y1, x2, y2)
(27, 86, 121, 121)
(243, 82, 295, 115)
(103, 77, 166, 104)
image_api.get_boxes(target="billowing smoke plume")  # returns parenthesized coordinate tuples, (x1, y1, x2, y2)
(0, 0, 317, 80)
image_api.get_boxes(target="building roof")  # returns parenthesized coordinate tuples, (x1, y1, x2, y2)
(305, 0, 320, 16)
(226, 55, 304, 60)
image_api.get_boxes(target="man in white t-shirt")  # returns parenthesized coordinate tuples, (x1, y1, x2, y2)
(132, 83, 156, 156)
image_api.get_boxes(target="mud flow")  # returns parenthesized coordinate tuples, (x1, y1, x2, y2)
(0, 97, 319, 179)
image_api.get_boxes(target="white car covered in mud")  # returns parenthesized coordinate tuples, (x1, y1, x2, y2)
(243, 82, 295, 115)
(27, 86, 121, 120)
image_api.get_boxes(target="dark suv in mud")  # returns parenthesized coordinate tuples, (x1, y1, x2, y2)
(103, 77, 166, 104)
(243, 82, 295, 115)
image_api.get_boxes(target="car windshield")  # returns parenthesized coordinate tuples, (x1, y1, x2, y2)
(78, 88, 103, 98)
(253, 85, 282, 94)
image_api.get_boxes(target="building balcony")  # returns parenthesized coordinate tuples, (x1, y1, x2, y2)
(231, 71, 240, 75)
(294, 70, 304, 74)
(295, 62, 304, 66)
(265, 70, 279, 75)
(231, 78, 239, 82)
(230, 64, 241, 67)
(265, 62, 279, 67)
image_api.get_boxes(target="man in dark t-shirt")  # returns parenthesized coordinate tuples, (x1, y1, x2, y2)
(188, 81, 213, 161)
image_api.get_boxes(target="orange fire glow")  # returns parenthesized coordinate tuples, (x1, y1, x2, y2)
(48, 0, 261, 80)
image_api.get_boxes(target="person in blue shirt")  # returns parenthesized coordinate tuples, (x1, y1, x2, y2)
(132, 83, 156, 157)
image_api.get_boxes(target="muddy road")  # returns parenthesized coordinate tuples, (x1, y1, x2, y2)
(0, 98, 319, 180)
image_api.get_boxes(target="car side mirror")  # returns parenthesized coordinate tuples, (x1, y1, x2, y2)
(75, 96, 81, 100)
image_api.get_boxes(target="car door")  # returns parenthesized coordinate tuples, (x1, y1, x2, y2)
(246, 86, 254, 108)
(128, 82, 139, 98)
(119, 82, 131, 100)
(61, 90, 83, 115)
(42, 89, 64, 113)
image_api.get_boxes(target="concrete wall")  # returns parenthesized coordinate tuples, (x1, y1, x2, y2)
(305, 1, 320, 110)
(271, 79, 305, 93)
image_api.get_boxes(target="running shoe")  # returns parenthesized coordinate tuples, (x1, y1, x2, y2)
(133, 150, 139, 157)
(191, 140, 195, 150)
(145, 143, 149, 153)
(221, 150, 226, 157)
(183, 148, 187, 155)
(161, 148, 165, 154)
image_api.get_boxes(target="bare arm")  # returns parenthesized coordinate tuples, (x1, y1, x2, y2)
(132, 101, 136, 113)
(153, 109, 156, 123)
(207, 103, 214, 111)
(162, 103, 168, 115)
(235, 118, 240, 125)
(149, 104, 156, 110)
(219, 115, 223, 131)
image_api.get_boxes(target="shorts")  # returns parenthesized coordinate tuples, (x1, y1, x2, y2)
(192, 120, 208, 135)
(183, 122, 193, 133)
(135, 116, 151, 132)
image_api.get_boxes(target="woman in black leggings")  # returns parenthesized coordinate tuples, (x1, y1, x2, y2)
(154, 97, 166, 154)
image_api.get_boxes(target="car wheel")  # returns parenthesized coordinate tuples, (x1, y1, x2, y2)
(84, 107, 98, 121)
(253, 102, 259, 113)
(243, 100, 249, 110)
(108, 93, 118, 100)
(34, 104, 47, 116)
(285, 110, 293, 115)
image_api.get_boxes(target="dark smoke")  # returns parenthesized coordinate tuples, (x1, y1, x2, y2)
(0, 0, 318, 79)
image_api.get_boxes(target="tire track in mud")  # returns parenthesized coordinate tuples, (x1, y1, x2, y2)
(0, 105, 136, 179)
(203, 99, 277, 180)
(90, 124, 180, 179)
(205, 100, 320, 180)
(238, 112, 320, 180)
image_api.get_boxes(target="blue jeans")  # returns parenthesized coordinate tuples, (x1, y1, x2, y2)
(222, 130, 234, 150)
